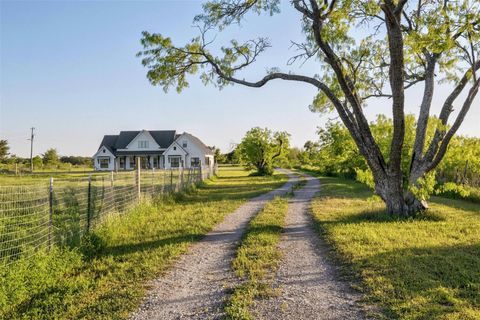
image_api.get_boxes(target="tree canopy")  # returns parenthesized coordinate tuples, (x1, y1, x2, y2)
(236, 127, 290, 175)
(138, 0, 480, 216)
(43, 148, 59, 166)
(0, 140, 9, 163)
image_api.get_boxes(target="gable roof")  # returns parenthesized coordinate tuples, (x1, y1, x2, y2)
(99, 135, 118, 154)
(98, 130, 177, 153)
(177, 132, 214, 155)
(97, 130, 213, 156)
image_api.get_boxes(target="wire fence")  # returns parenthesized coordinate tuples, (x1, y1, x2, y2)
(0, 165, 215, 265)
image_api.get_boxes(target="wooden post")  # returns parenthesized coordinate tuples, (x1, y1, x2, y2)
(180, 167, 184, 190)
(136, 157, 141, 200)
(48, 177, 54, 250)
(87, 175, 92, 232)
(111, 171, 114, 187)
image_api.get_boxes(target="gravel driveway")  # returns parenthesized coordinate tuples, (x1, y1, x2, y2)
(129, 172, 297, 320)
(251, 173, 367, 320)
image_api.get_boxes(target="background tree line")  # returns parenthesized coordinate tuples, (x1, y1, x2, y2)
(0, 140, 92, 173)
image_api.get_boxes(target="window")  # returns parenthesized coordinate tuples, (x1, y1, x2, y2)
(173, 146, 177, 151)
(191, 157, 200, 167)
(205, 157, 211, 165)
(119, 157, 125, 169)
(182, 140, 187, 148)
(169, 156, 180, 168)
(99, 158, 109, 169)
(153, 157, 158, 168)
(103, 149, 106, 153)
(129, 157, 135, 168)
(138, 140, 149, 148)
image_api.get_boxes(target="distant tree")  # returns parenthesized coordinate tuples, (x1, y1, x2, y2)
(138, 0, 480, 216)
(0, 140, 9, 162)
(32, 156, 43, 169)
(236, 127, 290, 175)
(43, 148, 59, 166)
(60, 156, 92, 166)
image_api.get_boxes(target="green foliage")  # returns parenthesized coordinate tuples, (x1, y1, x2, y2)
(0, 140, 9, 162)
(225, 197, 288, 320)
(299, 114, 480, 202)
(32, 155, 43, 169)
(0, 167, 288, 319)
(311, 176, 480, 319)
(236, 127, 290, 176)
(42, 148, 59, 166)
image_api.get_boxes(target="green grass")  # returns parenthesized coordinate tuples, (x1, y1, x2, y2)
(225, 197, 289, 320)
(0, 167, 287, 319)
(310, 176, 480, 320)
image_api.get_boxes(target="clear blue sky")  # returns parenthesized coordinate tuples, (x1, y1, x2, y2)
(1, 0, 479, 157)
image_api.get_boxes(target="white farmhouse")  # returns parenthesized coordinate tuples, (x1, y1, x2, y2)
(93, 130, 214, 171)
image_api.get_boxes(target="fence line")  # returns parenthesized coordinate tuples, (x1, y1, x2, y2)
(0, 165, 216, 265)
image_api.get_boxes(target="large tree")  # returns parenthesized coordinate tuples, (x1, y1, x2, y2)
(43, 148, 59, 166)
(138, 0, 480, 216)
(236, 127, 290, 175)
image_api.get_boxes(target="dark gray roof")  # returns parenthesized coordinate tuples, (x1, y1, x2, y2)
(98, 130, 213, 156)
(98, 130, 177, 154)
(114, 131, 140, 149)
(115, 150, 164, 156)
(99, 135, 118, 154)
(150, 130, 177, 148)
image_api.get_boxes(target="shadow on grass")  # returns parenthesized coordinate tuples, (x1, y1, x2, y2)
(360, 243, 480, 319)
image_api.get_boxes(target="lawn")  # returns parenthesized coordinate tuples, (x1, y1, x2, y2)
(225, 197, 289, 320)
(311, 176, 480, 320)
(0, 167, 287, 320)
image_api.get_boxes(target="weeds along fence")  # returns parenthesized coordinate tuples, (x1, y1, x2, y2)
(0, 166, 215, 266)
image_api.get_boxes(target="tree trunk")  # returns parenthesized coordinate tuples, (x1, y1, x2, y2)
(373, 169, 427, 217)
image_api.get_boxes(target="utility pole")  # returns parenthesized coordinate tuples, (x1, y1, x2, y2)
(28, 127, 35, 173)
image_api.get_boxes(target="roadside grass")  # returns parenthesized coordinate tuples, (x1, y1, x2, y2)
(310, 176, 480, 320)
(225, 197, 289, 320)
(0, 167, 287, 320)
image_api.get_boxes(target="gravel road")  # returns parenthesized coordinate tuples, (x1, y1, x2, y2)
(251, 173, 367, 320)
(129, 172, 297, 320)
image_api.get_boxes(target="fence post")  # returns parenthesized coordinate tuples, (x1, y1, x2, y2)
(136, 157, 141, 200)
(48, 177, 54, 250)
(87, 175, 92, 233)
(111, 171, 114, 187)
(170, 170, 173, 192)
(180, 167, 184, 190)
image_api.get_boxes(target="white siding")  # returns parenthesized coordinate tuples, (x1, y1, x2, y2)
(93, 147, 115, 171)
(123, 131, 161, 152)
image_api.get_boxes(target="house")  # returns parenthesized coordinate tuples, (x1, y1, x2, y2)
(93, 130, 214, 171)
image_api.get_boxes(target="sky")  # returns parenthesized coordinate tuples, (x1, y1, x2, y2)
(1, 0, 479, 158)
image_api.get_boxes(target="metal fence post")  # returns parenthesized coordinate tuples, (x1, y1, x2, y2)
(180, 167, 184, 190)
(87, 175, 92, 233)
(136, 157, 141, 200)
(48, 177, 54, 250)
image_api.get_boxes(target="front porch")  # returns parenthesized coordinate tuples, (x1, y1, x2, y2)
(115, 154, 164, 170)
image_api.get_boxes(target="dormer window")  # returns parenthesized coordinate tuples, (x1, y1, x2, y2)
(138, 141, 149, 148)
(182, 141, 187, 148)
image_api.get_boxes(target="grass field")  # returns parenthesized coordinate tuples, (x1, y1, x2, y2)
(311, 176, 480, 320)
(225, 197, 289, 320)
(0, 167, 287, 319)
